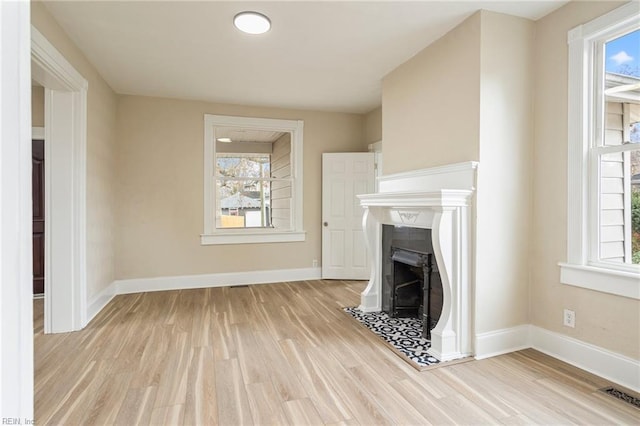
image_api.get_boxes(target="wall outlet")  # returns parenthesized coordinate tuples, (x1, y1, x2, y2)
(563, 309, 576, 328)
(312, 259, 318, 268)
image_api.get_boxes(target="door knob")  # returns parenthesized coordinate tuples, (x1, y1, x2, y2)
(323, 222, 328, 227)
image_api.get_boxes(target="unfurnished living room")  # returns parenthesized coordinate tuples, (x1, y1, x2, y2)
(1, 0, 640, 424)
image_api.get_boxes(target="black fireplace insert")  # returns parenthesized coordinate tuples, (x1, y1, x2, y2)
(382, 225, 443, 339)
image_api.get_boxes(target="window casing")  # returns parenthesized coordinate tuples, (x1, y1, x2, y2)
(561, 2, 640, 299)
(202, 114, 305, 245)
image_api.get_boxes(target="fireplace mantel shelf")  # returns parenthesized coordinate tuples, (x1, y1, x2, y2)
(358, 189, 472, 208)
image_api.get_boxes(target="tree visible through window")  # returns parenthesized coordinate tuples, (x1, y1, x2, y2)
(216, 154, 272, 228)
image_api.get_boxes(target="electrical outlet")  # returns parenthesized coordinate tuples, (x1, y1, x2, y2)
(563, 309, 576, 328)
(312, 259, 318, 268)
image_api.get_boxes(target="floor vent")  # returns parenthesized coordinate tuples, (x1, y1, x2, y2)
(599, 387, 640, 409)
(230, 285, 249, 288)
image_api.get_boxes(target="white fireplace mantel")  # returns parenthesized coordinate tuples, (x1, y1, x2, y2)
(357, 161, 477, 362)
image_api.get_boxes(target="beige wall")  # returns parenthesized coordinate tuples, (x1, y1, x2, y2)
(363, 106, 382, 148)
(381, 12, 481, 174)
(532, 1, 639, 358)
(31, 85, 44, 127)
(115, 96, 364, 279)
(31, 2, 118, 299)
(475, 11, 534, 333)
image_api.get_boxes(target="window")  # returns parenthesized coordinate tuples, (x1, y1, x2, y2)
(216, 153, 272, 229)
(562, 2, 640, 299)
(202, 115, 305, 244)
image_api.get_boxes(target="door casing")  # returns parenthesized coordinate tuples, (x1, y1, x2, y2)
(32, 26, 88, 333)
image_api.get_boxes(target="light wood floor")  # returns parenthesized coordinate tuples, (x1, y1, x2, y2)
(35, 280, 639, 425)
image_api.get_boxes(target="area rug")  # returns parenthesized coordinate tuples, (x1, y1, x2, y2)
(343, 307, 440, 370)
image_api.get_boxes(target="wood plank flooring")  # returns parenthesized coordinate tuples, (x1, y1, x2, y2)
(34, 280, 640, 425)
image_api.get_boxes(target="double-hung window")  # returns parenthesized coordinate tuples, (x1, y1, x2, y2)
(202, 114, 305, 245)
(562, 2, 640, 299)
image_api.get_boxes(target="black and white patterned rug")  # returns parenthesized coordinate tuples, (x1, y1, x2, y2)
(344, 307, 440, 368)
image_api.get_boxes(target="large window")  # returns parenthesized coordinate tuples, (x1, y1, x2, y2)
(202, 115, 305, 245)
(562, 3, 640, 299)
(600, 31, 640, 265)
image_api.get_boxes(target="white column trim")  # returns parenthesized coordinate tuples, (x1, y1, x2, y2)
(0, 0, 34, 418)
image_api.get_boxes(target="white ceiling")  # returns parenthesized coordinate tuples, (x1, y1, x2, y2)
(43, 1, 568, 114)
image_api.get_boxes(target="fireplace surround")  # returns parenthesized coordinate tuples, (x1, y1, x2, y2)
(357, 161, 477, 362)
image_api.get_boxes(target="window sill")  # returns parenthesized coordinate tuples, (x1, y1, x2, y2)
(559, 263, 640, 300)
(201, 230, 306, 245)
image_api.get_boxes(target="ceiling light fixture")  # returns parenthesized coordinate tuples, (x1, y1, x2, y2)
(234, 11, 271, 35)
(217, 137, 232, 143)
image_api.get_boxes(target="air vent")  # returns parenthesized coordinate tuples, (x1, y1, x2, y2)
(599, 387, 640, 409)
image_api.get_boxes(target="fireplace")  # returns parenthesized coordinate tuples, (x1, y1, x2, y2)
(357, 161, 477, 362)
(382, 225, 443, 339)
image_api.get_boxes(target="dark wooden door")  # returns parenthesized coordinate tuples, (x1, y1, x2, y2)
(32, 139, 45, 295)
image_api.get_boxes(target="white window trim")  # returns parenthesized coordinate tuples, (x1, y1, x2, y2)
(201, 114, 305, 245)
(563, 2, 640, 300)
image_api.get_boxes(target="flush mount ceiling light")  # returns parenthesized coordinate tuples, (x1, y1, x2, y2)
(216, 137, 232, 143)
(233, 11, 271, 35)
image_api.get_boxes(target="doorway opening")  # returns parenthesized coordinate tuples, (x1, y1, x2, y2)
(31, 26, 88, 333)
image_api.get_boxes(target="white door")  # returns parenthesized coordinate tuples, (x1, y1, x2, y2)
(322, 153, 375, 279)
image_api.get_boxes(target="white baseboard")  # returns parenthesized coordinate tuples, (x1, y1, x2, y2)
(86, 281, 117, 325)
(530, 325, 640, 393)
(115, 267, 322, 295)
(475, 324, 531, 360)
(476, 324, 640, 392)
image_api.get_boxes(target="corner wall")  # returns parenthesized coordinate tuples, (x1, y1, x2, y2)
(475, 11, 534, 333)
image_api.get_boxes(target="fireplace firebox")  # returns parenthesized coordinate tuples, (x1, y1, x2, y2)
(382, 225, 442, 340)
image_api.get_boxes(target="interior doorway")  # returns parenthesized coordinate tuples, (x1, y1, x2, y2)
(31, 26, 88, 333)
